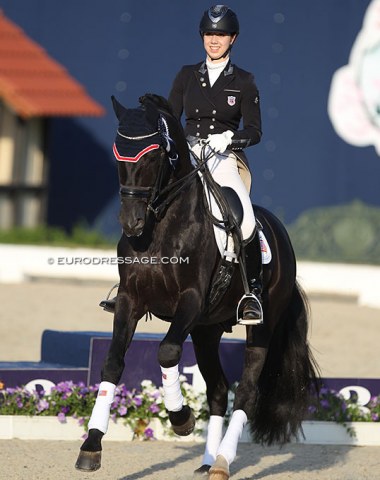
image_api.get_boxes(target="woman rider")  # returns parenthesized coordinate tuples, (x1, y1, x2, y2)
(168, 5, 263, 324)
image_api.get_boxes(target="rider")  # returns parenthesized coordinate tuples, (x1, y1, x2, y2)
(100, 5, 263, 324)
(168, 5, 263, 324)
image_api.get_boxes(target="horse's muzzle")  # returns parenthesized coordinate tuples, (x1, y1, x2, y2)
(121, 218, 145, 237)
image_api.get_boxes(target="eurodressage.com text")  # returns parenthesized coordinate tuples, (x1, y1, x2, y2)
(47, 256, 190, 266)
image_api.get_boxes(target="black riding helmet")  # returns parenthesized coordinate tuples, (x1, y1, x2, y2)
(199, 5, 240, 37)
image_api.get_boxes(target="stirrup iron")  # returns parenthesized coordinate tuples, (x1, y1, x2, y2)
(236, 293, 264, 326)
(99, 283, 119, 313)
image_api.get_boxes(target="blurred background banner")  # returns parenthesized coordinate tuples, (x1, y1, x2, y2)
(0, 0, 379, 264)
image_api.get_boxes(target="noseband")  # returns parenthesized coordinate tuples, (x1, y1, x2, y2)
(119, 186, 151, 199)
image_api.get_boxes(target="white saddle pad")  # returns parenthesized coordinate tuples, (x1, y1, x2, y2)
(213, 226, 272, 265)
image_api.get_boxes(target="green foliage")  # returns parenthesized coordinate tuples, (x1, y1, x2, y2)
(287, 200, 380, 265)
(0, 224, 116, 248)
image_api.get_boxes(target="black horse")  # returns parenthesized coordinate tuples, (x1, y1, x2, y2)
(76, 94, 318, 479)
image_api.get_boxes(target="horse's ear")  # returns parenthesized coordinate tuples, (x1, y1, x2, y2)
(139, 95, 160, 128)
(111, 95, 127, 121)
(140, 94, 173, 115)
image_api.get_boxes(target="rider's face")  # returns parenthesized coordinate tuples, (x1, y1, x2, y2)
(203, 32, 236, 62)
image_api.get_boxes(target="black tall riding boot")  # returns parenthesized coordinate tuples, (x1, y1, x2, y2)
(237, 232, 263, 325)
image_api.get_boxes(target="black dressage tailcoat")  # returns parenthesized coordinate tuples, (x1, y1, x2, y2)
(168, 60, 262, 164)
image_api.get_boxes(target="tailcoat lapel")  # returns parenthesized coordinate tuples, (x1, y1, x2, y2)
(194, 62, 216, 107)
(193, 61, 236, 107)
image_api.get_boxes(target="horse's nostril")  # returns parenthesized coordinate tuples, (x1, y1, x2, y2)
(120, 215, 145, 237)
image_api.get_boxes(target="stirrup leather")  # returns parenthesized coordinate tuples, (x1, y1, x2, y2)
(236, 293, 263, 326)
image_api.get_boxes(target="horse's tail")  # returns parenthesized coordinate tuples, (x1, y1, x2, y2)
(249, 281, 320, 445)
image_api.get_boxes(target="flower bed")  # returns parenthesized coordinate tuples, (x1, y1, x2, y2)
(307, 386, 380, 431)
(0, 377, 208, 440)
(0, 378, 379, 443)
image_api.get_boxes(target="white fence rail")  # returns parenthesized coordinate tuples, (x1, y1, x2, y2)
(0, 244, 379, 308)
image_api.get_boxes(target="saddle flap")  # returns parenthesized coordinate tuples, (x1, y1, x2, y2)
(220, 186, 243, 227)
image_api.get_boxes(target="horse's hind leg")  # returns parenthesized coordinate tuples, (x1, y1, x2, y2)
(209, 325, 270, 480)
(76, 292, 138, 472)
(190, 324, 229, 477)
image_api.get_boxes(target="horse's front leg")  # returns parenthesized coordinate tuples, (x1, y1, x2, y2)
(209, 325, 270, 480)
(190, 324, 229, 478)
(157, 294, 202, 437)
(75, 291, 138, 472)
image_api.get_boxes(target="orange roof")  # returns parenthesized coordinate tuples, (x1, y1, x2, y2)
(0, 11, 104, 118)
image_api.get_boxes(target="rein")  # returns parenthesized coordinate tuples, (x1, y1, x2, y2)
(147, 145, 213, 219)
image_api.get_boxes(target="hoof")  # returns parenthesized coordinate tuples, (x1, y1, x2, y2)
(75, 450, 102, 472)
(193, 464, 211, 477)
(169, 405, 196, 436)
(209, 455, 230, 480)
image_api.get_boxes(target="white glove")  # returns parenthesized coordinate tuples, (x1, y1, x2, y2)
(207, 130, 234, 154)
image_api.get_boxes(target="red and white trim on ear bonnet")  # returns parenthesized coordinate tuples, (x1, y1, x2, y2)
(113, 142, 160, 163)
(113, 127, 161, 163)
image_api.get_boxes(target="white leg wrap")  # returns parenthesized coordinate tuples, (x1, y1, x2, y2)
(161, 365, 184, 412)
(88, 381, 116, 434)
(217, 409, 247, 465)
(202, 415, 224, 466)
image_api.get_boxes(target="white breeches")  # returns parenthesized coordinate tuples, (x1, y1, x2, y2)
(191, 144, 256, 254)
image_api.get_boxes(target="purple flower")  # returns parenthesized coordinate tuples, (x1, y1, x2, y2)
(78, 417, 85, 426)
(16, 400, 23, 409)
(54, 382, 71, 393)
(144, 428, 154, 439)
(37, 399, 50, 412)
(308, 405, 317, 414)
(134, 396, 143, 407)
(118, 406, 128, 416)
(321, 399, 330, 409)
(149, 403, 160, 414)
(57, 412, 66, 423)
(372, 413, 379, 422)
(79, 387, 89, 396)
